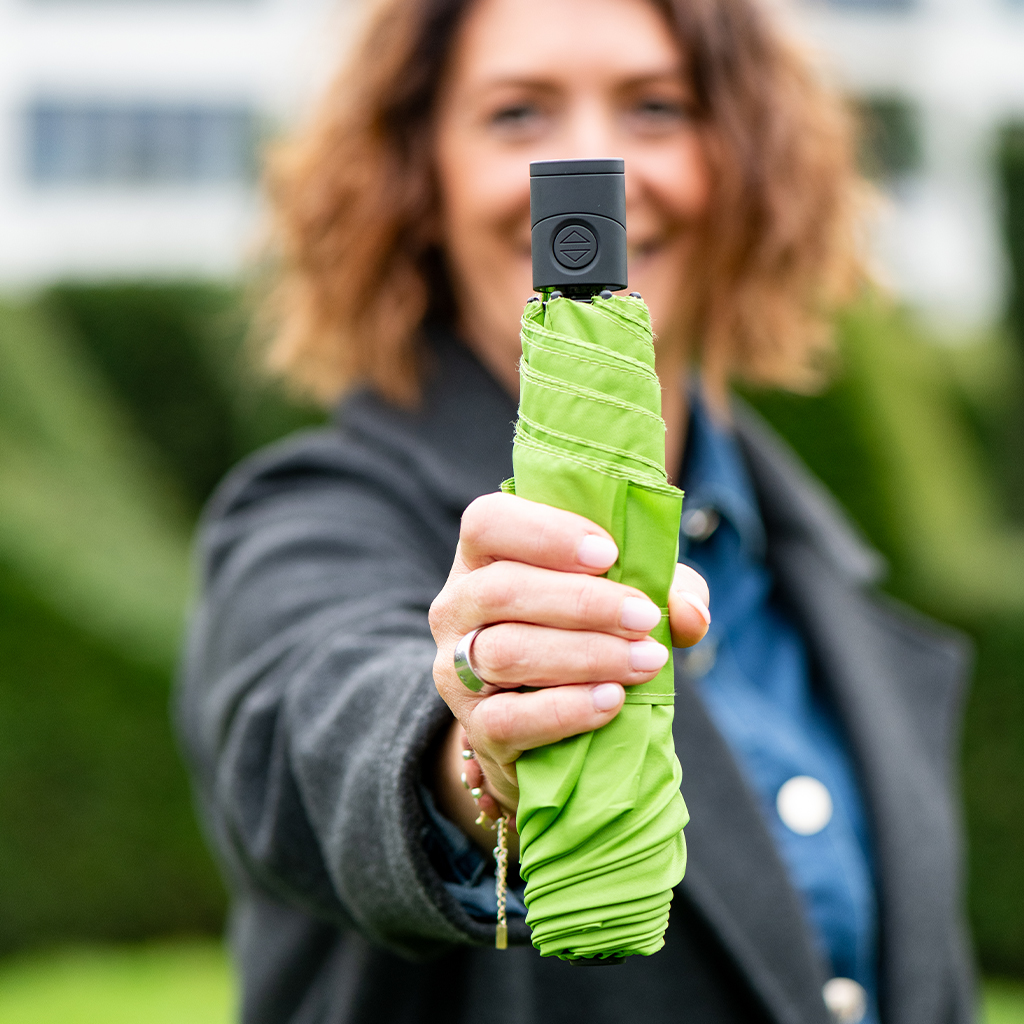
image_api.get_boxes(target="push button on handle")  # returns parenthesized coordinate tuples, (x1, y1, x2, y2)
(554, 224, 598, 269)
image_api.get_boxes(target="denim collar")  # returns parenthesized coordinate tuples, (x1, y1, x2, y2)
(680, 387, 767, 560)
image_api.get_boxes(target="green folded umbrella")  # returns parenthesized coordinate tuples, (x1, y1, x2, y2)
(503, 292, 689, 962)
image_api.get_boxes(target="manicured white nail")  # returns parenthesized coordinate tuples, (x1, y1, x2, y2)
(629, 640, 669, 672)
(577, 535, 618, 569)
(591, 683, 624, 712)
(675, 589, 711, 626)
(461, 773, 469, 790)
(620, 597, 661, 632)
(471, 787, 483, 799)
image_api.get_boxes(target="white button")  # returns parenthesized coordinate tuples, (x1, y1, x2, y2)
(681, 507, 721, 542)
(776, 776, 833, 835)
(823, 977, 866, 1023)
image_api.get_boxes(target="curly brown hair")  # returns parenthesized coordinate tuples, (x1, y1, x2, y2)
(266, 0, 867, 406)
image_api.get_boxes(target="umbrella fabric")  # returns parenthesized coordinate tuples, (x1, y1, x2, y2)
(504, 294, 689, 961)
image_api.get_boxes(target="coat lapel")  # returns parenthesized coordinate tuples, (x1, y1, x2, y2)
(672, 403, 969, 1024)
(668, 399, 891, 1024)
(343, 341, 971, 1022)
(673, 673, 833, 1024)
(738, 407, 971, 1024)
(768, 538, 969, 1024)
(338, 332, 518, 512)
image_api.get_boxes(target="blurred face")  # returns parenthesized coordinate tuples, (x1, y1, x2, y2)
(433, 0, 711, 391)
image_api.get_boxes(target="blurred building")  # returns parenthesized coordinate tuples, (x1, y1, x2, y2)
(0, 0, 344, 283)
(0, 0, 1023, 328)
(797, 0, 1024, 329)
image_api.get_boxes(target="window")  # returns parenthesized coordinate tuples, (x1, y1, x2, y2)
(28, 102, 257, 186)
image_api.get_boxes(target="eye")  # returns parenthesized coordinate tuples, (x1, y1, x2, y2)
(633, 97, 692, 124)
(622, 85, 700, 138)
(489, 102, 542, 129)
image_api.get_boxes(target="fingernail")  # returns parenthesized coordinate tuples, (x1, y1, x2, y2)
(676, 590, 711, 626)
(475, 812, 487, 826)
(629, 640, 669, 672)
(461, 749, 475, 760)
(471, 787, 483, 799)
(577, 535, 618, 569)
(620, 596, 661, 632)
(592, 682, 624, 712)
(461, 773, 469, 790)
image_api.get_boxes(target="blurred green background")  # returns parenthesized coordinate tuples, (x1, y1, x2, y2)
(0, 129, 1022, 1023)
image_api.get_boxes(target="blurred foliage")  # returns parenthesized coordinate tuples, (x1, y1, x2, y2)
(996, 122, 1024, 521)
(0, 565, 224, 950)
(0, 303, 191, 668)
(1001, 123, 1024, 343)
(856, 96, 923, 181)
(0, 281, 1021, 981)
(40, 283, 322, 514)
(0, 288, 323, 955)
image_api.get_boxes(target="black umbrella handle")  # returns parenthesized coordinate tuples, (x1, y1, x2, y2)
(530, 158, 628, 297)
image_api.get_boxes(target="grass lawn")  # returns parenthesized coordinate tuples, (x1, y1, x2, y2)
(0, 941, 1020, 1023)
(989, 980, 1024, 1024)
(0, 941, 232, 1024)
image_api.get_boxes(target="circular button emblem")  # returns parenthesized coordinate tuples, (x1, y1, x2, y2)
(776, 776, 833, 836)
(554, 224, 598, 269)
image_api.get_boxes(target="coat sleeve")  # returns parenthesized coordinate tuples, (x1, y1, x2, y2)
(176, 429, 496, 960)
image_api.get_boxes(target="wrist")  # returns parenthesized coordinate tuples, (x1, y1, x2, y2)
(430, 718, 498, 854)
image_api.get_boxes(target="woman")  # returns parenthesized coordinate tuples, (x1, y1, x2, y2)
(179, 0, 976, 1021)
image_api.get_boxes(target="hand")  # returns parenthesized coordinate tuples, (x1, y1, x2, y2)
(428, 492, 710, 847)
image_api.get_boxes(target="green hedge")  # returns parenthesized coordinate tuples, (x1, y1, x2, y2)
(0, 566, 224, 950)
(41, 283, 322, 513)
(997, 122, 1024, 522)
(0, 284, 1022, 979)
(0, 290, 321, 954)
(1000, 124, 1024, 346)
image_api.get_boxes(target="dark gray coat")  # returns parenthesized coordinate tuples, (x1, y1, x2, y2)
(178, 337, 976, 1024)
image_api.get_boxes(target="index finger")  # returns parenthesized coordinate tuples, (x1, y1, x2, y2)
(459, 492, 618, 575)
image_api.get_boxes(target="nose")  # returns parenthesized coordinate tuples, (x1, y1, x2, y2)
(561, 96, 618, 162)
(558, 99, 643, 211)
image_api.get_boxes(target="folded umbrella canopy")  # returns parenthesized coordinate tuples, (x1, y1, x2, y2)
(504, 291, 690, 961)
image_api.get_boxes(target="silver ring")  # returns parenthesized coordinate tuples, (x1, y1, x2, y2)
(454, 627, 488, 692)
